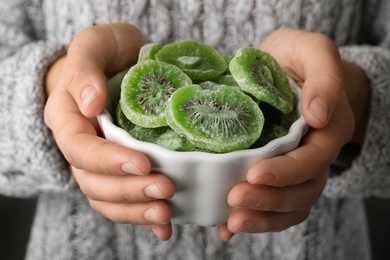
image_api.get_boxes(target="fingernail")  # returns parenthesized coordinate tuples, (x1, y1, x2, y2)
(151, 227, 160, 238)
(238, 220, 255, 233)
(144, 208, 166, 223)
(237, 194, 258, 208)
(81, 86, 98, 109)
(145, 185, 166, 199)
(121, 162, 145, 175)
(250, 174, 275, 185)
(309, 97, 328, 125)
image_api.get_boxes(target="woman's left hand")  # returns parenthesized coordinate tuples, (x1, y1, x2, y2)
(217, 28, 355, 241)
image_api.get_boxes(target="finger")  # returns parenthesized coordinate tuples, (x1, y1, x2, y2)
(217, 224, 235, 242)
(45, 89, 151, 175)
(227, 208, 310, 234)
(89, 199, 171, 225)
(73, 168, 174, 203)
(63, 132, 150, 175)
(142, 224, 173, 241)
(246, 130, 335, 187)
(61, 55, 109, 117)
(300, 70, 343, 129)
(228, 174, 327, 213)
(64, 23, 146, 117)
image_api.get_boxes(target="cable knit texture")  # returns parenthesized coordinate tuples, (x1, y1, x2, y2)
(1, 0, 390, 259)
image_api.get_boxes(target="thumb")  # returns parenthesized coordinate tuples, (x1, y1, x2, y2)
(63, 23, 146, 117)
(300, 71, 343, 129)
(296, 34, 344, 129)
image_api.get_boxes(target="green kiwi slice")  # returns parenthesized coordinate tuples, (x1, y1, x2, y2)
(281, 89, 299, 129)
(120, 60, 192, 128)
(166, 85, 264, 153)
(126, 124, 196, 152)
(156, 128, 197, 151)
(229, 47, 294, 114)
(199, 81, 242, 93)
(129, 125, 169, 143)
(251, 122, 288, 148)
(155, 40, 227, 81)
(116, 104, 135, 132)
(221, 53, 234, 74)
(137, 43, 162, 63)
(211, 74, 239, 87)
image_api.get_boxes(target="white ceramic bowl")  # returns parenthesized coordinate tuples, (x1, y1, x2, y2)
(97, 76, 308, 227)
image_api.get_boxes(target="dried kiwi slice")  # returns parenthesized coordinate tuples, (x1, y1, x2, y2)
(127, 125, 196, 152)
(129, 125, 169, 143)
(120, 60, 192, 128)
(221, 53, 234, 74)
(166, 85, 264, 153)
(250, 122, 288, 148)
(229, 47, 294, 114)
(211, 75, 239, 87)
(116, 104, 134, 132)
(198, 81, 242, 92)
(155, 40, 227, 81)
(156, 128, 197, 151)
(137, 43, 162, 63)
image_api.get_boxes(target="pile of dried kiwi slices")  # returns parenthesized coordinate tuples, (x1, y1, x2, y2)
(117, 40, 297, 153)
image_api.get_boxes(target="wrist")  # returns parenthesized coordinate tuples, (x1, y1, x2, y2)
(342, 60, 371, 144)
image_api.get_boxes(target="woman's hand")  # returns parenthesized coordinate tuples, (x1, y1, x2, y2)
(218, 28, 360, 241)
(44, 23, 175, 241)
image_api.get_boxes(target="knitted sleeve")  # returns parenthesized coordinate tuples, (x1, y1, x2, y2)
(324, 0, 390, 197)
(0, 1, 72, 197)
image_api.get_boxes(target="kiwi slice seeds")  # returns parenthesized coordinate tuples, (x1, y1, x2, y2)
(114, 40, 298, 153)
(120, 60, 192, 128)
(166, 85, 264, 153)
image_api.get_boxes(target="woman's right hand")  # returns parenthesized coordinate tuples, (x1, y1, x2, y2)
(44, 23, 175, 240)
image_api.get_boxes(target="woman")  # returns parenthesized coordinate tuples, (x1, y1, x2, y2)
(1, 1, 389, 259)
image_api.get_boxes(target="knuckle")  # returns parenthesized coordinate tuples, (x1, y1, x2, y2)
(128, 207, 149, 224)
(257, 189, 283, 212)
(63, 62, 85, 92)
(118, 180, 138, 202)
(59, 136, 83, 168)
(305, 32, 337, 52)
(93, 141, 115, 175)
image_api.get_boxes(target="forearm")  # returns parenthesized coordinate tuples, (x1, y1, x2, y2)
(325, 45, 390, 198)
(0, 41, 71, 197)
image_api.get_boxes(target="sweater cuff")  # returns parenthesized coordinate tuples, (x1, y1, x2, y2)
(324, 45, 390, 197)
(0, 41, 72, 197)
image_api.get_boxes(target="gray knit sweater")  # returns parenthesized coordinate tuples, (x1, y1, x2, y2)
(1, 0, 390, 259)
